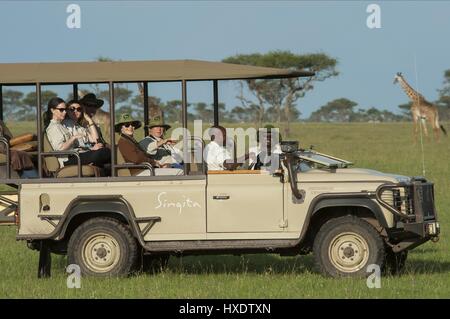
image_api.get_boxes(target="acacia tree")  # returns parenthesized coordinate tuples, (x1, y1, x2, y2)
(223, 51, 338, 136)
(22, 90, 57, 121)
(2, 90, 23, 121)
(309, 98, 357, 122)
(436, 69, 450, 121)
(438, 69, 450, 97)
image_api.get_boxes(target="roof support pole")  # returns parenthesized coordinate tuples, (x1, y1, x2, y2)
(109, 82, 116, 177)
(0, 84, 9, 178)
(36, 83, 42, 178)
(213, 80, 219, 126)
(73, 84, 78, 100)
(0, 85, 3, 121)
(182, 80, 188, 176)
(143, 82, 149, 137)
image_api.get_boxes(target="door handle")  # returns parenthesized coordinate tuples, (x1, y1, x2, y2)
(213, 195, 230, 200)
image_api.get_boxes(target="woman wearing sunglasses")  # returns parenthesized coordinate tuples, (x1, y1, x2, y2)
(45, 97, 110, 169)
(63, 99, 103, 151)
(116, 113, 183, 176)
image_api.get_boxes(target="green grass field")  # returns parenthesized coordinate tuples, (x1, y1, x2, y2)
(1, 122, 449, 298)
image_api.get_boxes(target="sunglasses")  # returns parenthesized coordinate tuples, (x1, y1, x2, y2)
(55, 108, 67, 113)
(123, 123, 135, 128)
(69, 107, 82, 112)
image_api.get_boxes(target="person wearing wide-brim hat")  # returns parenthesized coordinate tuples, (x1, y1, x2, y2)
(114, 113, 142, 132)
(116, 113, 183, 176)
(79, 93, 104, 109)
(116, 113, 153, 175)
(139, 115, 183, 168)
(146, 115, 171, 131)
(79, 93, 107, 145)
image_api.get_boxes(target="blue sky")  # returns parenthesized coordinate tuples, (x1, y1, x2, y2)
(1, 1, 449, 118)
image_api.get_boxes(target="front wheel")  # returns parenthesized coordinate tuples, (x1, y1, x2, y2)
(67, 217, 138, 277)
(313, 215, 385, 277)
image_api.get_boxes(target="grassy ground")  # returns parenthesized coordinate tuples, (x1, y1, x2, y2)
(0, 121, 449, 298)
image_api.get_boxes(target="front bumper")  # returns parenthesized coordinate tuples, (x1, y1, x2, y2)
(403, 221, 440, 238)
(376, 177, 440, 243)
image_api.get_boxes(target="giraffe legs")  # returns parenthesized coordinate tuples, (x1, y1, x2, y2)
(421, 117, 429, 139)
(430, 114, 441, 142)
(413, 114, 442, 143)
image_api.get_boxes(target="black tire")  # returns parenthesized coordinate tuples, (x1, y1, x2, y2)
(384, 248, 408, 275)
(142, 254, 170, 274)
(67, 217, 138, 277)
(313, 215, 385, 278)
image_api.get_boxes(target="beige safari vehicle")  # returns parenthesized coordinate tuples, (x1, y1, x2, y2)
(0, 60, 440, 278)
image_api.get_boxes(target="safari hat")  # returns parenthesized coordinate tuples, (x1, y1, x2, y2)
(147, 115, 171, 130)
(79, 93, 104, 108)
(115, 113, 142, 132)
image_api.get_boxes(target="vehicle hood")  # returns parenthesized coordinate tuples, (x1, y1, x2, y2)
(299, 167, 411, 183)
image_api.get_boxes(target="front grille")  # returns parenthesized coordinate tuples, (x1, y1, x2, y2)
(378, 186, 413, 217)
(376, 180, 437, 222)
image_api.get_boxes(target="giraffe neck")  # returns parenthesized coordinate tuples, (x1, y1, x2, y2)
(398, 77, 423, 103)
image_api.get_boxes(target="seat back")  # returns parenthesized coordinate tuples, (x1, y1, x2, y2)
(187, 137, 204, 175)
(0, 153, 6, 165)
(115, 145, 131, 177)
(43, 133, 61, 173)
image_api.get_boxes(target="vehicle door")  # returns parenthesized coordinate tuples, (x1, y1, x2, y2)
(206, 171, 285, 233)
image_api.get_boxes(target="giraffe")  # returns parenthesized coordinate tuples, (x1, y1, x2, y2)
(393, 72, 447, 141)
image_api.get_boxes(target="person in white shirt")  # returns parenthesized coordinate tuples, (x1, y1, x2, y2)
(204, 125, 253, 171)
(249, 125, 282, 171)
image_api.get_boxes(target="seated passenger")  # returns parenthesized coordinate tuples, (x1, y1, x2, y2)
(63, 100, 105, 151)
(204, 125, 253, 171)
(249, 124, 282, 171)
(0, 120, 38, 178)
(44, 97, 111, 168)
(115, 113, 183, 176)
(138, 116, 183, 169)
(79, 93, 108, 146)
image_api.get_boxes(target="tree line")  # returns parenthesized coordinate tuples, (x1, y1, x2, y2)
(2, 52, 449, 131)
(0, 88, 412, 123)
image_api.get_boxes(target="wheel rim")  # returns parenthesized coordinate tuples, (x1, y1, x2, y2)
(82, 232, 121, 273)
(328, 232, 369, 273)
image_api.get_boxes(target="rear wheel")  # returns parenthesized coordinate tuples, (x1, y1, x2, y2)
(67, 217, 138, 277)
(313, 215, 385, 277)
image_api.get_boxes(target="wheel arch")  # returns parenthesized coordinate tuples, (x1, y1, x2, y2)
(298, 195, 388, 252)
(57, 196, 143, 246)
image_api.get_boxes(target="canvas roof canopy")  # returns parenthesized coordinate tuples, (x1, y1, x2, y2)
(0, 59, 314, 84)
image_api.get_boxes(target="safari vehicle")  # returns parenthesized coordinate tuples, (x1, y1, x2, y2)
(0, 60, 440, 278)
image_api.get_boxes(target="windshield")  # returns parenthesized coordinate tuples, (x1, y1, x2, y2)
(295, 150, 353, 170)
